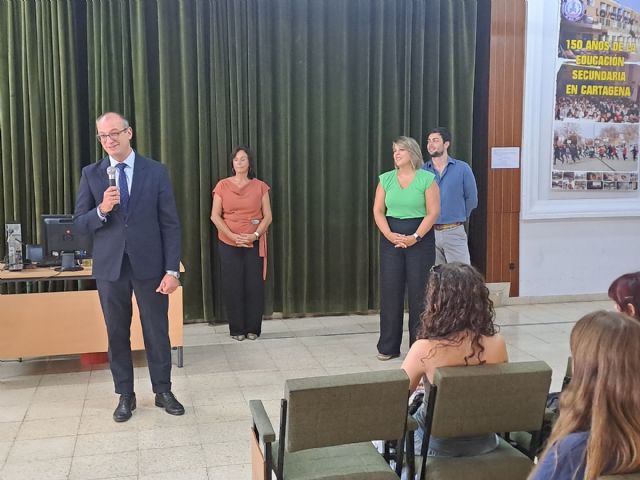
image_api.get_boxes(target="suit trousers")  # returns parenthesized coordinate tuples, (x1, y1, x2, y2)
(96, 254, 171, 394)
(218, 240, 265, 336)
(435, 225, 471, 265)
(377, 217, 435, 356)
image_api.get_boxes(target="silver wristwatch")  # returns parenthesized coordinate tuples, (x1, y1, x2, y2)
(166, 270, 180, 279)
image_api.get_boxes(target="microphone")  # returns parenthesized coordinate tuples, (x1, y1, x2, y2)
(107, 166, 119, 211)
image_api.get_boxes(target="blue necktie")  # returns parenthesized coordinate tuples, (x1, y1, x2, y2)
(116, 163, 130, 211)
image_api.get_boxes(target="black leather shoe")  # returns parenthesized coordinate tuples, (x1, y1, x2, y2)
(155, 392, 185, 416)
(113, 393, 136, 422)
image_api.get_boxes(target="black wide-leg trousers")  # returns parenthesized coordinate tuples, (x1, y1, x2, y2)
(218, 240, 265, 336)
(377, 217, 435, 356)
(96, 254, 171, 395)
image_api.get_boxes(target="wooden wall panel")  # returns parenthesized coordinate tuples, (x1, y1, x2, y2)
(485, 0, 526, 295)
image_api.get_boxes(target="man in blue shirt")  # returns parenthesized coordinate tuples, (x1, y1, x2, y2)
(422, 127, 478, 265)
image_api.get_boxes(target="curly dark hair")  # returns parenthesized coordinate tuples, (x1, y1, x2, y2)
(418, 262, 498, 365)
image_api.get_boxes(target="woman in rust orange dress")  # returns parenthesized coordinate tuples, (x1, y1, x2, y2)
(211, 146, 272, 341)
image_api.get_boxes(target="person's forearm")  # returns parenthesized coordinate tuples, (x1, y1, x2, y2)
(465, 203, 475, 219)
(373, 211, 393, 239)
(465, 188, 478, 217)
(255, 214, 272, 237)
(464, 171, 479, 216)
(211, 215, 235, 238)
(415, 212, 437, 238)
(74, 185, 105, 234)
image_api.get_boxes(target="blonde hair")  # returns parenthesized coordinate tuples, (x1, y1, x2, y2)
(530, 311, 640, 480)
(393, 136, 423, 170)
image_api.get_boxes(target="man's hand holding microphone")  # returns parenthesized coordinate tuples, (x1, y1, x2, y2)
(99, 166, 120, 215)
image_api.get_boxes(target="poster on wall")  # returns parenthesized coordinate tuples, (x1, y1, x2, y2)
(552, 0, 640, 191)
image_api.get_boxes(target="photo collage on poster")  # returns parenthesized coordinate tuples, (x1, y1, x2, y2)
(553, 0, 640, 191)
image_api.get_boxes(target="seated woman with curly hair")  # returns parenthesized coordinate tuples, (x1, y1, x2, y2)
(401, 262, 508, 456)
(529, 311, 640, 480)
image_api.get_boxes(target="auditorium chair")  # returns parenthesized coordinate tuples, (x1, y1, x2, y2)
(510, 357, 573, 457)
(249, 369, 410, 480)
(410, 361, 552, 480)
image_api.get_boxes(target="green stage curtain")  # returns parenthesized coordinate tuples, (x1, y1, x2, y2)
(1, 0, 478, 322)
(0, 0, 85, 293)
(0, 0, 83, 241)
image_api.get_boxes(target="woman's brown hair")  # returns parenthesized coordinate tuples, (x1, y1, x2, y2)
(418, 262, 498, 365)
(608, 271, 640, 319)
(531, 311, 640, 480)
(229, 146, 256, 179)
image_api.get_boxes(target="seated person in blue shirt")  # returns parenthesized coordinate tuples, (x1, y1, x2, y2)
(529, 311, 640, 480)
(423, 127, 478, 265)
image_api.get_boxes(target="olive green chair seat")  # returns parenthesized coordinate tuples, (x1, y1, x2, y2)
(413, 361, 552, 480)
(250, 369, 410, 480)
(271, 441, 400, 480)
(420, 437, 534, 480)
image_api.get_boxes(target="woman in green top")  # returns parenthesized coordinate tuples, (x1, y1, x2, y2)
(373, 136, 440, 360)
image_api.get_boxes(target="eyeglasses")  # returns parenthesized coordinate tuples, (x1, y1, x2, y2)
(96, 127, 128, 142)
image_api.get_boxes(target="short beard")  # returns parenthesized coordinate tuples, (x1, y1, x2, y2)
(430, 150, 444, 158)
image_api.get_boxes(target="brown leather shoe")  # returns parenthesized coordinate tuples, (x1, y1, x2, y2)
(113, 393, 136, 422)
(155, 392, 185, 416)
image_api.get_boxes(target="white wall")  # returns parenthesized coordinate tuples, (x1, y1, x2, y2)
(519, 0, 640, 297)
(520, 219, 640, 296)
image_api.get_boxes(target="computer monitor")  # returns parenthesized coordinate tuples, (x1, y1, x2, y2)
(41, 214, 92, 259)
(25, 244, 43, 263)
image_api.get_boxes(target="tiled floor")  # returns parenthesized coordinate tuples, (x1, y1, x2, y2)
(0, 299, 612, 479)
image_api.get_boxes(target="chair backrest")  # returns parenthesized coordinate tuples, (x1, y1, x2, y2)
(284, 369, 410, 452)
(429, 361, 552, 438)
(562, 356, 572, 389)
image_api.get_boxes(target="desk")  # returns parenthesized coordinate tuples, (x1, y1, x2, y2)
(0, 265, 184, 366)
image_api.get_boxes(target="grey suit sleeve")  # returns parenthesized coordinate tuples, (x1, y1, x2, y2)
(157, 166, 182, 272)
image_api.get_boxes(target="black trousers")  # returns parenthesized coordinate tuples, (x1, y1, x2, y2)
(218, 240, 265, 336)
(96, 254, 171, 394)
(377, 217, 435, 356)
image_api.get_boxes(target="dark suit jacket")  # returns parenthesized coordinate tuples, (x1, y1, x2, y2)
(74, 153, 181, 282)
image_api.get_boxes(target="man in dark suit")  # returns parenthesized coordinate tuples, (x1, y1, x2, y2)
(74, 112, 184, 422)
